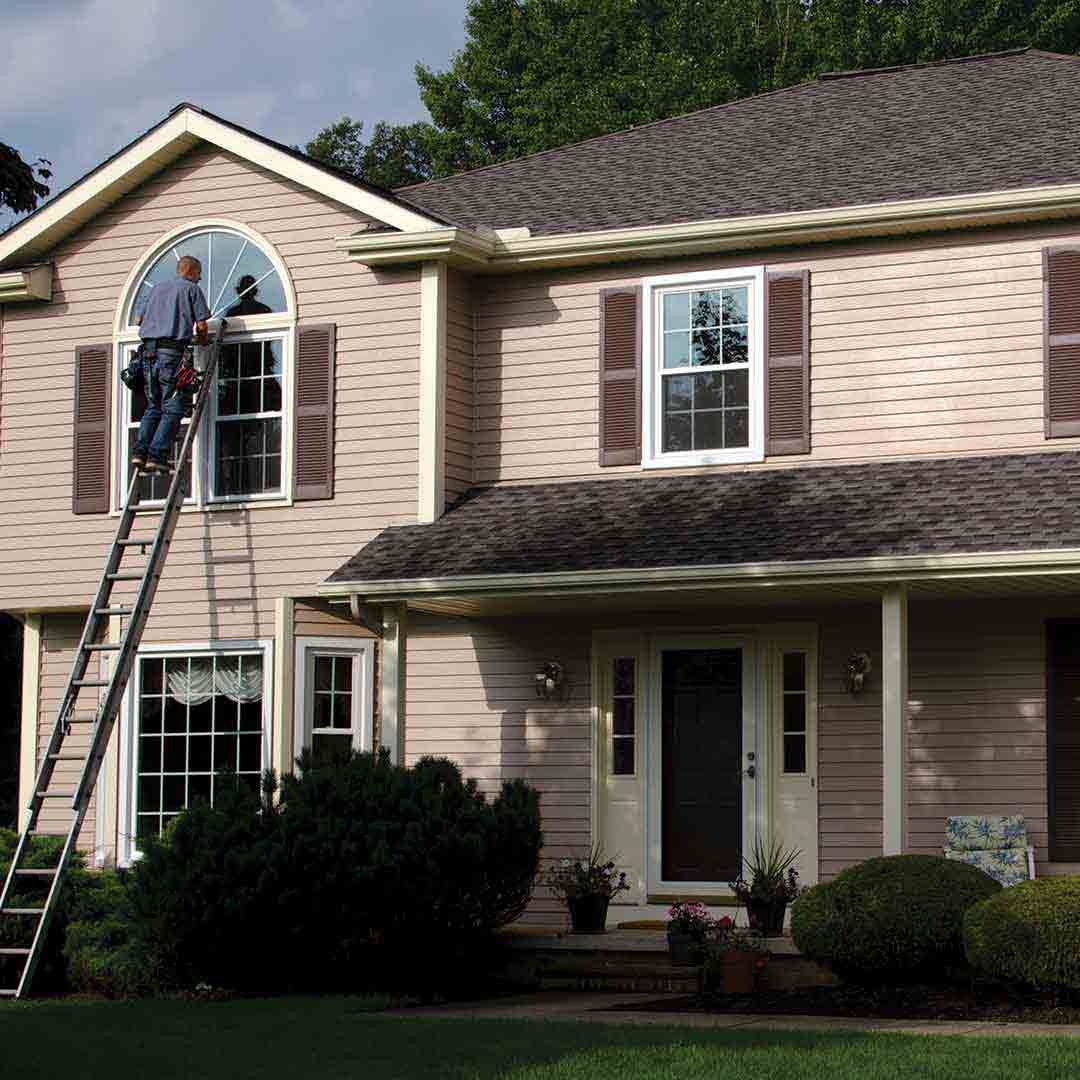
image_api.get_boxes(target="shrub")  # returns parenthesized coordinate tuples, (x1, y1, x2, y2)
(126, 752, 543, 991)
(964, 876, 1080, 990)
(790, 854, 1001, 979)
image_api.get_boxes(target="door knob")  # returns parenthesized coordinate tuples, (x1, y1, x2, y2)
(744, 764, 756, 779)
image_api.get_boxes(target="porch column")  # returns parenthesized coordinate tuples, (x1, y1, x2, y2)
(18, 614, 42, 833)
(379, 602, 408, 764)
(417, 260, 447, 524)
(882, 586, 909, 856)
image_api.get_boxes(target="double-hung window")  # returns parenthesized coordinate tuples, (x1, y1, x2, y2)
(116, 225, 292, 507)
(642, 266, 765, 468)
(294, 638, 375, 767)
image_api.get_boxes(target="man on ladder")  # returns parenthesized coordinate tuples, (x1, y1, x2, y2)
(132, 254, 210, 474)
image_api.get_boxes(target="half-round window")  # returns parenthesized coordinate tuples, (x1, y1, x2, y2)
(127, 227, 288, 326)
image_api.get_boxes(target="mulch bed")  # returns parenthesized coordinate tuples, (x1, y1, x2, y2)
(613, 982, 1080, 1025)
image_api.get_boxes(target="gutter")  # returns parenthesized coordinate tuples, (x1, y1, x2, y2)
(336, 180, 1080, 272)
(0, 264, 52, 302)
(317, 546, 1080, 602)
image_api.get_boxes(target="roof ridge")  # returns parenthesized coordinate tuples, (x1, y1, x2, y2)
(395, 46, 1052, 198)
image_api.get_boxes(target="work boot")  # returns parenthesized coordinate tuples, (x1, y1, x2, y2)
(144, 459, 172, 475)
(131, 450, 146, 469)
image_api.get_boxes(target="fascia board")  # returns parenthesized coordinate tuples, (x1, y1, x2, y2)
(317, 547, 1080, 601)
(183, 112, 439, 232)
(0, 264, 52, 302)
(335, 227, 496, 267)
(339, 181, 1080, 272)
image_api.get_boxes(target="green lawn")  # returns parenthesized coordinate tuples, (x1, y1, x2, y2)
(2, 997, 1080, 1080)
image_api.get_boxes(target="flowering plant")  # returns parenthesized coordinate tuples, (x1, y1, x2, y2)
(666, 900, 713, 940)
(729, 838, 803, 906)
(544, 845, 629, 901)
(702, 915, 768, 957)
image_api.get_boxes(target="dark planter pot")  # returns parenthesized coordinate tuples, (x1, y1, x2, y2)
(666, 929, 701, 966)
(567, 894, 610, 933)
(746, 898, 788, 935)
(715, 950, 760, 994)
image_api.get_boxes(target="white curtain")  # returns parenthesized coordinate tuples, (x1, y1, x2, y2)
(166, 656, 263, 706)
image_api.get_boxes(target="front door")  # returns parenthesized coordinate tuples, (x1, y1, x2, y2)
(661, 648, 743, 882)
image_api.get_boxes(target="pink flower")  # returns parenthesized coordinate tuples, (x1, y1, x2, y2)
(717, 915, 733, 930)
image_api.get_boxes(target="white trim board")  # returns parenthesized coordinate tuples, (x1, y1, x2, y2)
(0, 106, 442, 268)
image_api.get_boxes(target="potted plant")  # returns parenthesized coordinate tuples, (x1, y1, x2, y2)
(544, 845, 628, 933)
(700, 916, 769, 994)
(729, 837, 803, 935)
(665, 901, 713, 965)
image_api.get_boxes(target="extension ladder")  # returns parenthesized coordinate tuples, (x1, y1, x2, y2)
(0, 325, 226, 999)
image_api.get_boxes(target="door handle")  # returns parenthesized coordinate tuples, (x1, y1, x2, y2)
(743, 765, 756, 779)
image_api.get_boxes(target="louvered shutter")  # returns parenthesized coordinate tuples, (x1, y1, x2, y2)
(1049, 621, 1080, 862)
(72, 344, 111, 514)
(599, 287, 641, 466)
(294, 323, 336, 501)
(765, 270, 810, 456)
(1043, 248, 1080, 439)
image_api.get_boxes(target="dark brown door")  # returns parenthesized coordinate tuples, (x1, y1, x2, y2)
(1049, 621, 1080, 862)
(661, 649, 743, 882)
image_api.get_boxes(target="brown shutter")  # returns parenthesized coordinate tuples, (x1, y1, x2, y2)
(599, 286, 641, 466)
(1043, 248, 1080, 439)
(72, 343, 111, 515)
(294, 323, 336, 501)
(765, 269, 810, 456)
(1049, 620, 1080, 862)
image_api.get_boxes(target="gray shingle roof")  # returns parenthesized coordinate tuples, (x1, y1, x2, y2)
(395, 49, 1080, 237)
(326, 450, 1080, 587)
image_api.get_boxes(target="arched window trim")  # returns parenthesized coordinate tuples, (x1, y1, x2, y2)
(113, 219, 297, 341)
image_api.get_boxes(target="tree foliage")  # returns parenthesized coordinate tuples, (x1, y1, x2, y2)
(1, 142, 51, 215)
(302, 117, 436, 189)
(308, 0, 1080, 188)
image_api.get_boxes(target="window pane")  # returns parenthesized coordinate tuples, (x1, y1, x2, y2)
(784, 734, 806, 774)
(613, 697, 634, 736)
(663, 331, 690, 368)
(691, 290, 723, 328)
(723, 369, 748, 409)
(238, 380, 261, 415)
(333, 657, 352, 691)
(314, 656, 333, 690)
(162, 775, 186, 813)
(140, 696, 163, 735)
(613, 738, 635, 776)
(222, 242, 286, 316)
(138, 775, 161, 813)
(138, 736, 161, 774)
(188, 735, 212, 772)
(238, 734, 261, 773)
(188, 775, 212, 806)
(189, 700, 212, 733)
(239, 700, 262, 732)
(664, 375, 692, 412)
(663, 291, 690, 331)
(214, 733, 238, 771)
(783, 653, 806, 692)
(219, 345, 239, 381)
(216, 418, 281, 496)
(141, 658, 163, 695)
(722, 326, 749, 365)
(312, 732, 351, 768)
(723, 287, 748, 323)
(239, 343, 263, 378)
(613, 658, 635, 697)
(263, 341, 283, 377)
(784, 694, 807, 733)
(312, 693, 332, 730)
(332, 693, 353, 730)
(725, 409, 749, 447)
(691, 328, 721, 366)
(694, 410, 723, 450)
(163, 736, 186, 773)
(264, 374, 283, 413)
(163, 696, 187, 734)
(694, 371, 723, 410)
(663, 412, 691, 452)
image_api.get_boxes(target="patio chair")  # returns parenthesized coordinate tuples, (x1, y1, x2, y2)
(942, 815, 1036, 887)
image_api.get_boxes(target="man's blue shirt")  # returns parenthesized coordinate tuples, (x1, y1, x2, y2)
(137, 277, 210, 346)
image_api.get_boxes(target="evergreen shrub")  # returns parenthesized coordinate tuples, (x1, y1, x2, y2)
(964, 876, 1080, 990)
(790, 854, 1000, 980)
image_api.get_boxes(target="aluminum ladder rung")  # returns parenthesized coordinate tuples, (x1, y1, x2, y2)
(107, 572, 145, 582)
(0, 949, 31, 956)
(72, 679, 109, 688)
(35, 792, 73, 800)
(117, 539, 152, 547)
(95, 607, 132, 616)
(0, 990, 18, 997)
(83, 643, 120, 652)
(13, 869, 56, 878)
(1, 909, 44, 916)
(47, 753, 86, 762)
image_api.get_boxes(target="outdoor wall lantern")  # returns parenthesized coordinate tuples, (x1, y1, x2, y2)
(844, 652, 872, 695)
(534, 662, 565, 699)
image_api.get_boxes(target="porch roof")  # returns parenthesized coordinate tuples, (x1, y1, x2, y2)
(323, 450, 1080, 600)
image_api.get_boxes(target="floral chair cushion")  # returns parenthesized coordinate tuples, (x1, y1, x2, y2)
(943, 847, 1032, 888)
(944, 815, 1028, 851)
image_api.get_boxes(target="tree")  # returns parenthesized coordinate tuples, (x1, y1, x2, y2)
(1, 142, 51, 215)
(302, 117, 435, 190)
(310, 0, 1080, 187)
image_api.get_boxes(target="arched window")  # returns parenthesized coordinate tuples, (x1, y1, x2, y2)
(116, 225, 293, 507)
(126, 227, 289, 326)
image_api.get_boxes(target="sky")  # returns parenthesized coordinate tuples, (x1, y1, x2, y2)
(0, 0, 469, 225)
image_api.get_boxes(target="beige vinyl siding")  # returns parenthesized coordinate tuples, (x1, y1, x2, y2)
(817, 604, 883, 879)
(472, 223, 1080, 485)
(405, 615, 591, 926)
(34, 613, 97, 850)
(0, 143, 421, 645)
(445, 269, 475, 506)
(293, 599, 376, 640)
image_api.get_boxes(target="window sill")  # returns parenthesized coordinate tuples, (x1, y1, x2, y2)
(641, 448, 764, 470)
(111, 494, 294, 517)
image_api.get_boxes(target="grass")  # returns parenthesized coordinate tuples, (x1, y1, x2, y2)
(3, 996, 1080, 1079)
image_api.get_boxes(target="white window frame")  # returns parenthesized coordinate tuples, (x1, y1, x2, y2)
(111, 220, 297, 514)
(641, 264, 765, 469)
(293, 637, 375, 764)
(117, 639, 274, 866)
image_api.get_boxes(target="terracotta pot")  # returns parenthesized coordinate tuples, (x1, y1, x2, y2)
(717, 950, 758, 994)
(567, 894, 610, 933)
(666, 929, 701, 966)
(747, 898, 787, 935)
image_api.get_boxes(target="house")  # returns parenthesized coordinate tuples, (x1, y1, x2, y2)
(2, 47, 1080, 926)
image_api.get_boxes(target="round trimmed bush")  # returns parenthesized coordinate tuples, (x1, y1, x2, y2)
(964, 876, 1080, 990)
(790, 854, 1001, 979)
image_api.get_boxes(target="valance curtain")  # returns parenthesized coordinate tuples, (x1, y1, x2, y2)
(166, 656, 263, 707)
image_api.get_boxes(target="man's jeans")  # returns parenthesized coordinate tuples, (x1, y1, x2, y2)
(134, 347, 186, 463)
